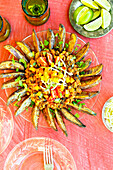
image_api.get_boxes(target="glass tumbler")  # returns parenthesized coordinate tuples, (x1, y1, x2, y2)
(0, 16, 11, 42)
(22, 0, 50, 26)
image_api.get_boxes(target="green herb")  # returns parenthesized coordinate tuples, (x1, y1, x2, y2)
(75, 113, 79, 118)
(54, 46, 59, 49)
(54, 98, 61, 103)
(16, 68, 19, 72)
(40, 41, 44, 49)
(15, 76, 21, 82)
(60, 92, 62, 98)
(77, 44, 81, 47)
(75, 47, 78, 51)
(26, 108, 28, 111)
(76, 61, 84, 68)
(19, 59, 27, 68)
(72, 101, 77, 105)
(65, 43, 69, 48)
(81, 71, 85, 75)
(44, 48, 49, 51)
(43, 51, 47, 55)
(33, 62, 37, 66)
(12, 56, 15, 64)
(14, 101, 19, 107)
(47, 84, 51, 89)
(76, 99, 82, 103)
(68, 108, 71, 111)
(72, 56, 76, 60)
(64, 48, 66, 51)
(29, 100, 35, 107)
(49, 108, 55, 113)
(55, 33, 58, 37)
(19, 80, 23, 87)
(59, 41, 63, 45)
(44, 40, 49, 46)
(78, 103, 85, 110)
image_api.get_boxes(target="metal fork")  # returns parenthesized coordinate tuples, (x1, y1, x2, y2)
(44, 138, 54, 170)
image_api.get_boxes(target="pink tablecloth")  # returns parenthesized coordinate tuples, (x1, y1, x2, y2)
(0, 0, 113, 169)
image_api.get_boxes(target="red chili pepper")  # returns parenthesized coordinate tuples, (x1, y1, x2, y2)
(37, 57, 48, 67)
(56, 86, 64, 98)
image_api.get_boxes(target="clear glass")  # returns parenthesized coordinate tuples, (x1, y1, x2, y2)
(22, 0, 50, 26)
(0, 16, 11, 42)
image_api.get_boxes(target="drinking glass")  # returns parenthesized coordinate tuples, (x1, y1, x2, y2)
(0, 16, 11, 42)
(21, 0, 50, 26)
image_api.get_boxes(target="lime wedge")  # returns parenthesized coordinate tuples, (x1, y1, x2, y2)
(91, 9, 101, 21)
(81, 0, 99, 9)
(94, 0, 111, 11)
(73, 6, 94, 25)
(101, 9, 111, 29)
(83, 17, 102, 31)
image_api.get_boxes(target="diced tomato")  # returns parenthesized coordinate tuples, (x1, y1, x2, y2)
(62, 67, 66, 70)
(47, 53, 53, 65)
(37, 57, 48, 67)
(56, 86, 64, 98)
(55, 56, 60, 65)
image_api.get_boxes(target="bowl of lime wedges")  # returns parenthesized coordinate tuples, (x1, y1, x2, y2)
(69, 0, 113, 38)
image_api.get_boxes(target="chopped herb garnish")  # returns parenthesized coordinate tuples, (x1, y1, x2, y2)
(75, 47, 78, 51)
(26, 108, 28, 111)
(44, 40, 49, 46)
(77, 44, 81, 47)
(54, 98, 61, 103)
(60, 92, 62, 98)
(47, 84, 51, 89)
(33, 62, 37, 66)
(59, 41, 63, 45)
(43, 51, 47, 55)
(44, 48, 49, 51)
(16, 68, 19, 72)
(72, 56, 76, 60)
(72, 101, 77, 105)
(54, 46, 59, 49)
(29, 100, 35, 107)
(64, 48, 66, 51)
(76, 99, 82, 103)
(40, 41, 44, 49)
(55, 33, 58, 37)
(12, 56, 15, 64)
(15, 76, 21, 82)
(49, 108, 55, 113)
(14, 101, 19, 107)
(65, 43, 69, 48)
(19, 80, 23, 87)
(80, 71, 85, 75)
(19, 59, 27, 68)
(76, 61, 84, 68)
(68, 108, 71, 111)
(78, 103, 85, 110)
(75, 113, 79, 118)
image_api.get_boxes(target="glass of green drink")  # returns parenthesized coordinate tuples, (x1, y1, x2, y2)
(22, 0, 50, 26)
(0, 16, 11, 42)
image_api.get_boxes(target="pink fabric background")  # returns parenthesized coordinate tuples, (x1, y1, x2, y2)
(0, 0, 113, 169)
